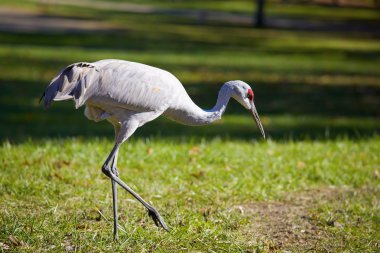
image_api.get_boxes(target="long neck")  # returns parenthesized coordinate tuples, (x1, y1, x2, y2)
(205, 85, 231, 121)
(166, 85, 232, 126)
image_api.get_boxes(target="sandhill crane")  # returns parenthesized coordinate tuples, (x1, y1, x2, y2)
(41, 59, 265, 239)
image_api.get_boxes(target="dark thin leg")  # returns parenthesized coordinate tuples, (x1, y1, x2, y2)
(102, 143, 169, 232)
(111, 149, 119, 240)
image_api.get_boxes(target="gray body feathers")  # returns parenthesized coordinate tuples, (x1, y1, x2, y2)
(41, 59, 235, 127)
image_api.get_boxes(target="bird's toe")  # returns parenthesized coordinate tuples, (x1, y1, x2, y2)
(148, 209, 170, 232)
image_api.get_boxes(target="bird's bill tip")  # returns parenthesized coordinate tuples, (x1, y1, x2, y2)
(250, 101, 266, 139)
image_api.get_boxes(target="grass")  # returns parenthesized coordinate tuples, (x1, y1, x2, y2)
(49, 0, 380, 21)
(0, 0, 379, 251)
(1, 138, 379, 251)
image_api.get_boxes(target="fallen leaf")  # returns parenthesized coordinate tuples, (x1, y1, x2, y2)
(224, 165, 231, 171)
(188, 146, 200, 156)
(326, 219, 342, 227)
(199, 207, 212, 219)
(51, 172, 63, 180)
(334, 221, 343, 228)
(0, 242, 10, 250)
(374, 170, 380, 179)
(147, 148, 154, 155)
(53, 160, 70, 169)
(297, 161, 306, 169)
(76, 223, 87, 229)
(190, 171, 205, 179)
(8, 236, 25, 246)
(61, 239, 76, 251)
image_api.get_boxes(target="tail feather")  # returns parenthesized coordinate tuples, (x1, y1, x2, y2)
(41, 63, 99, 109)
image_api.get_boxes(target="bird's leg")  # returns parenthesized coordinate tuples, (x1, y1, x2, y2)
(110, 149, 119, 240)
(102, 143, 170, 232)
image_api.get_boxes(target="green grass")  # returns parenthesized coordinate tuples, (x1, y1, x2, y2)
(54, 0, 380, 21)
(1, 138, 379, 251)
(0, 0, 379, 251)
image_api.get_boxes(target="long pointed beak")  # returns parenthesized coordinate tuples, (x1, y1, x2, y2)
(250, 100, 265, 139)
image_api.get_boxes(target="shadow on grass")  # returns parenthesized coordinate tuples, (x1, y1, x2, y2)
(1, 78, 379, 142)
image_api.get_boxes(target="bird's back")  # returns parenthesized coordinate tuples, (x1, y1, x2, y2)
(87, 60, 184, 113)
(42, 59, 198, 125)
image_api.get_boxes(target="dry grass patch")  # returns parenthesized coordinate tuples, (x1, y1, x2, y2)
(238, 187, 379, 252)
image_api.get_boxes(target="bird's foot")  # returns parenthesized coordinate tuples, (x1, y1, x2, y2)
(148, 209, 170, 232)
(113, 232, 119, 241)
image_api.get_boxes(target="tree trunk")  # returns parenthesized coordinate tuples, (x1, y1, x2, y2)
(255, 0, 265, 28)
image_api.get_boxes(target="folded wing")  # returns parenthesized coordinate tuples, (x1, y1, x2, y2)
(41, 62, 100, 109)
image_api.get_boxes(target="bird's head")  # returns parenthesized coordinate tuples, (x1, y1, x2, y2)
(224, 80, 266, 139)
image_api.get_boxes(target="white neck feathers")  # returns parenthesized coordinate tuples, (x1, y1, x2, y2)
(165, 84, 233, 126)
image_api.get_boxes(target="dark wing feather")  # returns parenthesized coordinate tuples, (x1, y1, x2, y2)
(41, 63, 99, 109)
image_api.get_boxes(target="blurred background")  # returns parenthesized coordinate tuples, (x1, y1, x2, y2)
(0, 0, 379, 141)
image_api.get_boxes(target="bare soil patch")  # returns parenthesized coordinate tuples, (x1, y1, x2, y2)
(238, 187, 359, 251)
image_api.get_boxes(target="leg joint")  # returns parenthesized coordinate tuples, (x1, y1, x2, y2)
(102, 164, 112, 177)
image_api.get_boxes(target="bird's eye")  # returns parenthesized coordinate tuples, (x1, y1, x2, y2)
(247, 89, 254, 101)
